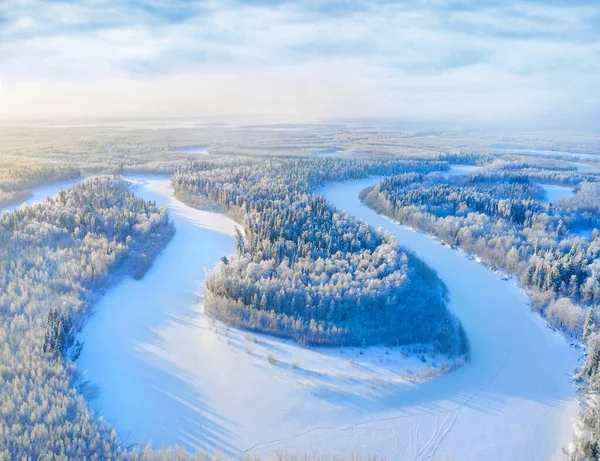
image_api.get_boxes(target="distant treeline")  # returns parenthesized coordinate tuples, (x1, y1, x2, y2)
(0, 165, 82, 208)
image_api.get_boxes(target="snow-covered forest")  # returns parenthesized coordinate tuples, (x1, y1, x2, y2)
(1, 120, 599, 459)
(361, 160, 600, 458)
(363, 169, 600, 332)
(173, 158, 468, 355)
(0, 176, 175, 459)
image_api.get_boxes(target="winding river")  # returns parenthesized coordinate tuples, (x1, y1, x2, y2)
(323, 178, 578, 460)
(0, 178, 83, 213)
(6, 175, 578, 460)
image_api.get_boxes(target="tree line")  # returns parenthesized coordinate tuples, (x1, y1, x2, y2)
(0, 165, 82, 208)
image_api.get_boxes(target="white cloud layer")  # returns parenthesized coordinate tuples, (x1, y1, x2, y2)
(1, 0, 599, 129)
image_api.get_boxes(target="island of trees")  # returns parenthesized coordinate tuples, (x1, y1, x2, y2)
(1, 159, 471, 460)
(174, 158, 469, 356)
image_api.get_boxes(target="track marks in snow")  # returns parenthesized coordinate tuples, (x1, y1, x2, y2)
(420, 351, 509, 459)
(240, 425, 337, 454)
(238, 351, 510, 458)
(419, 411, 460, 460)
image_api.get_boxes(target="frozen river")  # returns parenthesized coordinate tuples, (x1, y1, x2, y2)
(441, 164, 478, 177)
(323, 178, 578, 461)
(0, 178, 83, 213)
(539, 183, 576, 203)
(12, 174, 579, 460)
(174, 145, 210, 155)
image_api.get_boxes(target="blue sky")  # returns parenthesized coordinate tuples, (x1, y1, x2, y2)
(1, 0, 599, 128)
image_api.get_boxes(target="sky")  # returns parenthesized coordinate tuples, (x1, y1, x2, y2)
(1, 0, 599, 129)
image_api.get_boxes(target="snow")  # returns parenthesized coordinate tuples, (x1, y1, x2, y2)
(317, 148, 342, 157)
(175, 145, 210, 155)
(575, 162, 599, 172)
(539, 183, 575, 203)
(76, 175, 447, 457)
(0, 178, 83, 213)
(440, 164, 478, 177)
(71, 175, 579, 460)
(322, 178, 579, 461)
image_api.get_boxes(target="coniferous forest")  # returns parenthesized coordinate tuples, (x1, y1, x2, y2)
(174, 158, 468, 355)
(0, 177, 175, 459)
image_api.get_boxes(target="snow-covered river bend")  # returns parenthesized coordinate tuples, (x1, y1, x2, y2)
(9, 175, 579, 460)
(323, 178, 579, 460)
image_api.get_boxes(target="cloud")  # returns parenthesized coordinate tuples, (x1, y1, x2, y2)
(1, 0, 599, 128)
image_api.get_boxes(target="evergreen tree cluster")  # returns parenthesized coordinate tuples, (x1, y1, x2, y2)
(0, 176, 175, 459)
(468, 165, 599, 187)
(173, 158, 468, 355)
(364, 170, 600, 330)
(362, 164, 600, 459)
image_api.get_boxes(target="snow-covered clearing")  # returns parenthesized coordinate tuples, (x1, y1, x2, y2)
(440, 164, 478, 177)
(317, 148, 342, 157)
(575, 162, 599, 172)
(175, 145, 210, 155)
(539, 183, 576, 203)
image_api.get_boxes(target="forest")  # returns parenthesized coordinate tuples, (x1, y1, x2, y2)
(0, 176, 175, 459)
(0, 157, 469, 460)
(173, 158, 468, 355)
(363, 169, 600, 331)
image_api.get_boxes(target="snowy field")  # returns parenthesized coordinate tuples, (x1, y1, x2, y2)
(539, 183, 576, 203)
(15, 175, 579, 459)
(440, 164, 478, 177)
(317, 148, 342, 157)
(575, 162, 599, 172)
(175, 145, 210, 155)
